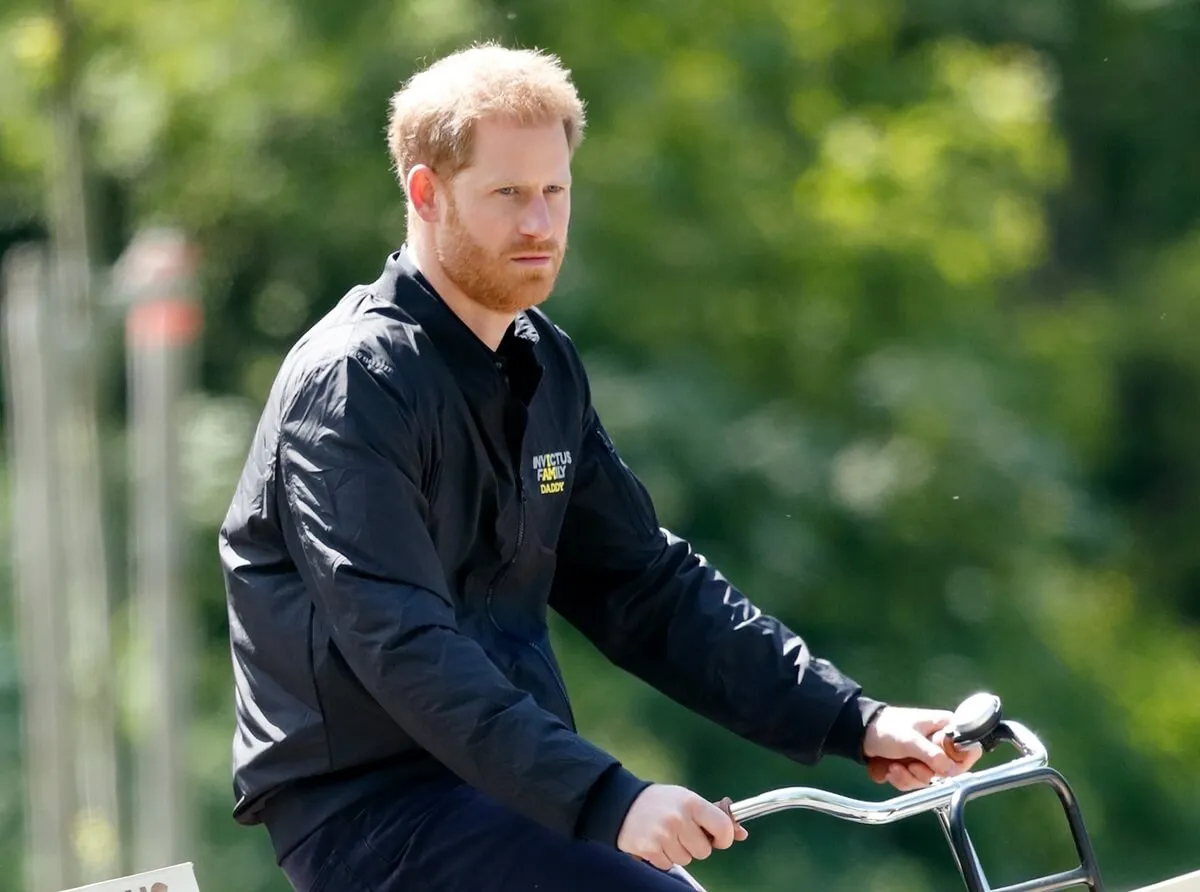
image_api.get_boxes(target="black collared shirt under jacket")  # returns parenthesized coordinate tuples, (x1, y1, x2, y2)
(219, 248, 882, 860)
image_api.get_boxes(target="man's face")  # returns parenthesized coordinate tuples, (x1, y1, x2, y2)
(433, 117, 572, 314)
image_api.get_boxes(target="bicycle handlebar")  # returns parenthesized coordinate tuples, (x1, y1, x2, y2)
(724, 694, 1104, 892)
(729, 718, 1047, 825)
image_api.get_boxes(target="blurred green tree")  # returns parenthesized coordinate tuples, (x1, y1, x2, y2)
(1, 0, 1198, 890)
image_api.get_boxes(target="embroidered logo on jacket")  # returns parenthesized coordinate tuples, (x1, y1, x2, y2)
(532, 450, 572, 495)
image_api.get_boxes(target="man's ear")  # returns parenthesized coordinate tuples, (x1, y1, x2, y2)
(407, 164, 441, 223)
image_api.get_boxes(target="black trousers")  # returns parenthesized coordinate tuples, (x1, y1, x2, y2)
(277, 778, 706, 892)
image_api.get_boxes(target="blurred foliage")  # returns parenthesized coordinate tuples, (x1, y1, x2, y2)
(2, 0, 1200, 890)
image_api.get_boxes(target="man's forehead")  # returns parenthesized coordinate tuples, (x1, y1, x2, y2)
(461, 117, 572, 177)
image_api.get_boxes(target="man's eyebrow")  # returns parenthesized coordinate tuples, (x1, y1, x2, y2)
(481, 176, 573, 188)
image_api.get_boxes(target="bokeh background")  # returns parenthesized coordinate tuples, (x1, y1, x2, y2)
(2, 0, 1200, 890)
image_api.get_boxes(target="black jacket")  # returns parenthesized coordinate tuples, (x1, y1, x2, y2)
(219, 249, 881, 858)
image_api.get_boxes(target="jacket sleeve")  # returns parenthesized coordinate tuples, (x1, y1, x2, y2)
(276, 351, 646, 840)
(549, 401, 884, 766)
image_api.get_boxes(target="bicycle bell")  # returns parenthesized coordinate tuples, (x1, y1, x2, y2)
(949, 692, 1003, 751)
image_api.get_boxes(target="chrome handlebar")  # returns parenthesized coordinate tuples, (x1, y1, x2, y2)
(726, 695, 1104, 892)
(729, 718, 1046, 826)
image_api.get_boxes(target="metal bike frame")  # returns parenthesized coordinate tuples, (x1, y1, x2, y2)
(708, 720, 1104, 892)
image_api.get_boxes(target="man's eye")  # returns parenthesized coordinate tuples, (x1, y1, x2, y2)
(496, 187, 518, 196)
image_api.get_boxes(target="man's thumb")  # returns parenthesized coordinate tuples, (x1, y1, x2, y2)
(914, 712, 952, 737)
(913, 734, 958, 775)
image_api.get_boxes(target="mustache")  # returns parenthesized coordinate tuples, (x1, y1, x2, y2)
(506, 239, 563, 255)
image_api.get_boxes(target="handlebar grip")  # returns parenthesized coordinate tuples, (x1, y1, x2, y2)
(714, 796, 741, 826)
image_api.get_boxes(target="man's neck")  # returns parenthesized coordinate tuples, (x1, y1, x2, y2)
(407, 238, 514, 352)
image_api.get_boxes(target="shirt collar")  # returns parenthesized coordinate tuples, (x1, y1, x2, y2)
(375, 246, 543, 402)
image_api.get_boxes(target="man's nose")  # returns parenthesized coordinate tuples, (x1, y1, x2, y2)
(518, 196, 553, 240)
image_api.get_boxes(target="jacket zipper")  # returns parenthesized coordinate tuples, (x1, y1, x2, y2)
(485, 483, 577, 730)
(484, 482, 525, 612)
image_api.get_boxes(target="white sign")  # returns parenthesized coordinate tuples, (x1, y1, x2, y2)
(1135, 870, 1200, 892)
(57, 862, 199, 892)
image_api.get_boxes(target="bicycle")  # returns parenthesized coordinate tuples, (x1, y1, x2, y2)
(669, 692, 1199, 892)
(65, 693, 1200, 892)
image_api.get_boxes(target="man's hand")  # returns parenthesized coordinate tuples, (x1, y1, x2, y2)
(616, 784, 749, 871)
(863, 706, 983, 791)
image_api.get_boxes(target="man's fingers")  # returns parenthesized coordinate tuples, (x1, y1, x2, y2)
(906, 760, 936, 786)
(697, 799, 737, 849)
(938, 731, 984, 769)
(887, 762, 926, 791)
(911, 735, 960, 776)
(663, 838, 692, 868)
(618, 785, 746, 872)
(876, 756, 938, 787)
(956, 741, 985, 770)
(645, 850, 674, 872)
(678, 819, 714, 862)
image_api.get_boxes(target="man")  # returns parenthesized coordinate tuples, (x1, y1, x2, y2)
(219, 42, 980, 892)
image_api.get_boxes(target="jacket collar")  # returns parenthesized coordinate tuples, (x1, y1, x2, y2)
(375, 246, 543, 403)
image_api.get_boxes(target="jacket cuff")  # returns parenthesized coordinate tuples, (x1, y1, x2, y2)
(575, 764, 651, 846)
(823, 694, 887, 764)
